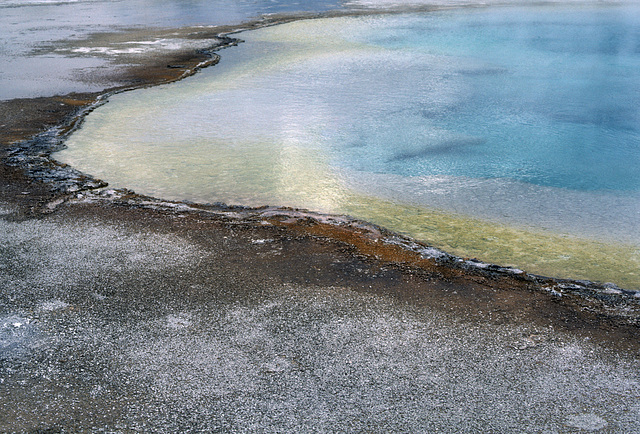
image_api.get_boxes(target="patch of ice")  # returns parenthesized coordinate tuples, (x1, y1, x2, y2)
(542, 286, 563, 297)
(166, 313, 192, 330)
(259, 208, 351, 226)
(251, 239, 273, 244)
(124, 39, 184, 50)
(1, 315, 37, 353)
(1, 316, 30, 331)
(0, 203, 13, 216)
(418, 246, 448, 260)
(466, 260, 490, 269)
(602, 282, 623, 295)
(40, 299, 70, 311)
(383, 236, 448, 260)
(260, 356, 298, 374)
(565, 413, 608, 431)
(70, 46, 149, 55)
(558, 283, 585, 290)
(66, 38, 204, 57)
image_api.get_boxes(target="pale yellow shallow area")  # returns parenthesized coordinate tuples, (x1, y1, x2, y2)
(59, 127, 640, 289)
(344, 198, 640, 289)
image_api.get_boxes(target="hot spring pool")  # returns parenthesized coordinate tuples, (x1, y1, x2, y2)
(57, 4, 640, 288)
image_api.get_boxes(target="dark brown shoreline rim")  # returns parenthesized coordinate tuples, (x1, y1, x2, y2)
(1, 6, 638, 333)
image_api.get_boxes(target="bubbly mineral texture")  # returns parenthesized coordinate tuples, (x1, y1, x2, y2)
(1, 198, 639, 432)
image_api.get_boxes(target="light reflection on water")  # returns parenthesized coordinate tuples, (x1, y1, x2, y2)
(58, 6, 640, 288)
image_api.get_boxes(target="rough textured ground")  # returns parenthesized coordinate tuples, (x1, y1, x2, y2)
(1, 11, 639, 433)
(1, 201, 639, 432)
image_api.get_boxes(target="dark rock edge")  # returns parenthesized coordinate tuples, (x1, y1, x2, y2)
(1, 9, 638, 345)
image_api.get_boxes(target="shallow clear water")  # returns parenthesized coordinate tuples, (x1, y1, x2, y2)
(58, 5, 640, 288)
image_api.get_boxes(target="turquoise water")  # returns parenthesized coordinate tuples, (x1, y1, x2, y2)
(343, 7, 640, 193)
(58, 5, 640, 287)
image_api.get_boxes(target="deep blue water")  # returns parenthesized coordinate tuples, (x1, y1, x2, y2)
(336, 7, 640, 192)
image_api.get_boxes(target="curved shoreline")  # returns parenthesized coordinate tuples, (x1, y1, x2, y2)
(1, 7, 639, 335)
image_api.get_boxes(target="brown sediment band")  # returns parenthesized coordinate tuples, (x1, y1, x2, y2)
(66, 187, 640, 347)
(51, 187, 638, 353)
